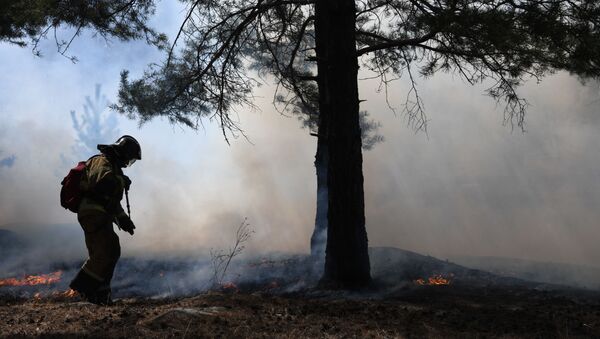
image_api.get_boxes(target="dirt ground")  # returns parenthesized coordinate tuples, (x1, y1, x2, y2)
(2, 285, 600, 338)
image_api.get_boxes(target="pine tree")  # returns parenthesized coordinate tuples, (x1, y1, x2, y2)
(70, 84, 120, 158)
(113, 0, 600, 287)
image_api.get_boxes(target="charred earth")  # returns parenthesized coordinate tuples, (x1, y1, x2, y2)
(2, 247, 600, 338)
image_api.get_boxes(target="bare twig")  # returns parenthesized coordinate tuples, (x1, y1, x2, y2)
(209, 218, 254, 288)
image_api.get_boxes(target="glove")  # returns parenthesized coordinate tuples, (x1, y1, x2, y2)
(116, 215, 136, 235)
(122, 175, 132, 191)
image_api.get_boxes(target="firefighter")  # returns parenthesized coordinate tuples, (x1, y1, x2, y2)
(69, 135, 141, 305)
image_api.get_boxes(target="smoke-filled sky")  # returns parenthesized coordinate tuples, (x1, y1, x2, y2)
(1, 3, 599, 267)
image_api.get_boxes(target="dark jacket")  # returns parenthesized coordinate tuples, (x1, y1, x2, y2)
(78, 154, 128, 219)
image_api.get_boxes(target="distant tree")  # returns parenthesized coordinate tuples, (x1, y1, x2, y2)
(70, 84, 120, 158)
(113, 0, 600, 288)
(0, 153, 16, 169)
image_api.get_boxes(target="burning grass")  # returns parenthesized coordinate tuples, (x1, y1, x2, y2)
(0, 271, 63, 287)
(414, 274, 453, 286)
(33, 289, 78, 301)
(0, 270, 79, 303)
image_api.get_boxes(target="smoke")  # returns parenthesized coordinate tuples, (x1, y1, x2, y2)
(0, 119, 74, 224)
(117, 105, 316, 257)
(360, 72, 600, 267)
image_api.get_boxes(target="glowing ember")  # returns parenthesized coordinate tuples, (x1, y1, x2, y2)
(31, 289, 78, 300)
(414, 274, 453, 286)
(56, 289, 78, 298)
(221, 282, 239, 291)
(0, 271, 63, 287)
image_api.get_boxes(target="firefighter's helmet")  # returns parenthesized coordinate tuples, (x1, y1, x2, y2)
(113, 135, 142, 167)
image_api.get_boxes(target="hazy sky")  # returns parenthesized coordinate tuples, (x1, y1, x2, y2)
(1, 3, 599, 267)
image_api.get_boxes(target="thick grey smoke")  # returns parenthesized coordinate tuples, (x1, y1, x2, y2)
(360, 73, 600, 267)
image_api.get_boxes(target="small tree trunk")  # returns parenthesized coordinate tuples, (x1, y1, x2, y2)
(310, 137, 328, 259)
(314, 0, 371, 288)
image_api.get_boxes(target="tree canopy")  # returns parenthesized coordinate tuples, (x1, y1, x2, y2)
(114, 1, 600, 133)
(0, 0, 166, 60)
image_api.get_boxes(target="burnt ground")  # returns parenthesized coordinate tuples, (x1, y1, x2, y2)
(2, 247, 600, 338)
(1, 285, 600, 338)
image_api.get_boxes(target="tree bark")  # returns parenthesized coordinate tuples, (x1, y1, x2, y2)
(314, 0, 371, 288)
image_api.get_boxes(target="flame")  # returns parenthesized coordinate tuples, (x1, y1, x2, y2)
(414, 274, 453, 286)
(32, 289, 79, 300)
(56, 289, 78, 298)
(0, 271, 63, 287)
(221, 282, 239, 291)
(0, 270, 79, 300)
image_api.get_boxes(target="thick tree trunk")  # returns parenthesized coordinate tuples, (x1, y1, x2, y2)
(314, 0, 371, 287)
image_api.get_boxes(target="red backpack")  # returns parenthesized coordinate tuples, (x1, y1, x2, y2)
(60, 161, 87, 213)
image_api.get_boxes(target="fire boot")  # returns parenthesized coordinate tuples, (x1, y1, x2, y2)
(69, 270, 103, 302)
(88, 283, 113, 306)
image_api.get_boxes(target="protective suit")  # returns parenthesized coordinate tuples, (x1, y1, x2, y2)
(69, 135, 140, 305)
